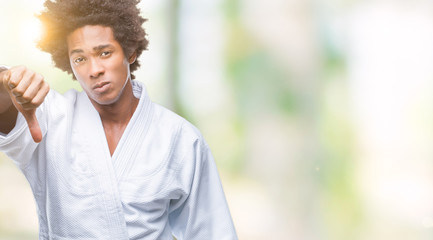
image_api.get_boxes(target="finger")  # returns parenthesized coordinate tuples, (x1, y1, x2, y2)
(10, 70, 34, 97)
(22, 111, 42, 143)
(20, 83, 50, 110)
(14, 73, 45, 104)
(7, 67, 25, 90)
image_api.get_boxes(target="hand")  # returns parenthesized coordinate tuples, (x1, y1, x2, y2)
(1, 66, 50, 143)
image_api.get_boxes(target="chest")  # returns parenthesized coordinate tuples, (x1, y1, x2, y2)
(103, 122, 129, 156)
(29, 118, 185, 239)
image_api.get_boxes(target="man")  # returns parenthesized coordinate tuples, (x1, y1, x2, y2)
(0, 0, 238, 239)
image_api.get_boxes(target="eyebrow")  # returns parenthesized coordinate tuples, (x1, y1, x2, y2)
(93, 44, 113, 51)
(69, 44, 114, 55)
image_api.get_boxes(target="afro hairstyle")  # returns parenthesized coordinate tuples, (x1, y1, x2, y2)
(37, 0, 148, 80)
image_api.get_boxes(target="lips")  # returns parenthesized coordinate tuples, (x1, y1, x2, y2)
(92, 81, 111, 94)
(93, 81, 110, 90)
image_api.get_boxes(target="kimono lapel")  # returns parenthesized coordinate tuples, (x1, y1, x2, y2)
(111, 81, 153, 180)
(76, 92, 130, 239)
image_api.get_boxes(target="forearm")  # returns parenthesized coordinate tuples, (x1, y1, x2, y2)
(0, 66, 18, 134)
(0, 103, 18, 134)
(0, 67, 13, 114)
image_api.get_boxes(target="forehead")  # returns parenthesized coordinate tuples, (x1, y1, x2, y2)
(67, 25, 120, 53)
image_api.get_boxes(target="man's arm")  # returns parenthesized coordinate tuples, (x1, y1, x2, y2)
(0, 67, 18, 134)
(168, 140, 238, 239)
(0, 66, 50, 142)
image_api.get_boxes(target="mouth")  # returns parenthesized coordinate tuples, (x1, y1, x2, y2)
(93, 81, 110, 89)
(93, 81, 111, 93)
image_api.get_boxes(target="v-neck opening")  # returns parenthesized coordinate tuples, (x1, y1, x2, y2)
(82, 80, 153, 182)
(101, 87, 144, 161)
(109, 98, 141, 160)
(97, 81, 152, 180)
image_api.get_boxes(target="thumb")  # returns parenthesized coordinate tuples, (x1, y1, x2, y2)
(22, 110, 42, 143)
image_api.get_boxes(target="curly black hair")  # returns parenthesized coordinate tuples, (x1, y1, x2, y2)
(37, 0, 148, 80)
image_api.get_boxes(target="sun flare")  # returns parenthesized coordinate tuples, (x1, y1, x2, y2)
(20, 17, 42, 45)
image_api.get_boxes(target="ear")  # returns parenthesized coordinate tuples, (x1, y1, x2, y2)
(128, 52, 137, 64)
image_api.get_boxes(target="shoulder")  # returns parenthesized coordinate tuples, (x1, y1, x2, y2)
(149, 104, 214, 181)
(147, 103, 211, 168)
(151, 103, 205, 144)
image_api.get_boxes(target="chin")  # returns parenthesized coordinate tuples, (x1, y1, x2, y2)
(96, 97, 119, 106)
(90, 92, 120, 106)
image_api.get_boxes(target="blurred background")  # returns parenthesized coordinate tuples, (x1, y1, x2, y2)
(1, 0, 433, 239)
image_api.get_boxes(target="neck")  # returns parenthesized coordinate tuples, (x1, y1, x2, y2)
(91, 80, 139, 125)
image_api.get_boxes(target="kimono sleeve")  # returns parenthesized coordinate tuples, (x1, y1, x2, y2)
(168, 139, 238, 240)
(0, 102, 48, 168)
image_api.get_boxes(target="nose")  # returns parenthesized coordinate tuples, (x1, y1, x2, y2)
(89, 58, 104, 79)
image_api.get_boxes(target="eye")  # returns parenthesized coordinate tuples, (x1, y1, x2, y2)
(74, 57, 85, 64)
(101, 51, 112, 57)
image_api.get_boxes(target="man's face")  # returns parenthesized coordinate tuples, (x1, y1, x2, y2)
(67, 25, 132, 105)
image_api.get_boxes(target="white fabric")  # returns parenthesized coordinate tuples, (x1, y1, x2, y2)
(0, 65, 9, 72)
(0, 81, 237, 240)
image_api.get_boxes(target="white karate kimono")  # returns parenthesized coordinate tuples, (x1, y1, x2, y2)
(0, 81, 237, 240)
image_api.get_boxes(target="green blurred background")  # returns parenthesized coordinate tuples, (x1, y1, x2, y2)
(1, 0, 433, 239)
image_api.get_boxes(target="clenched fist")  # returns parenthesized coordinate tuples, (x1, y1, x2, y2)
(1, 66, 50, 142)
